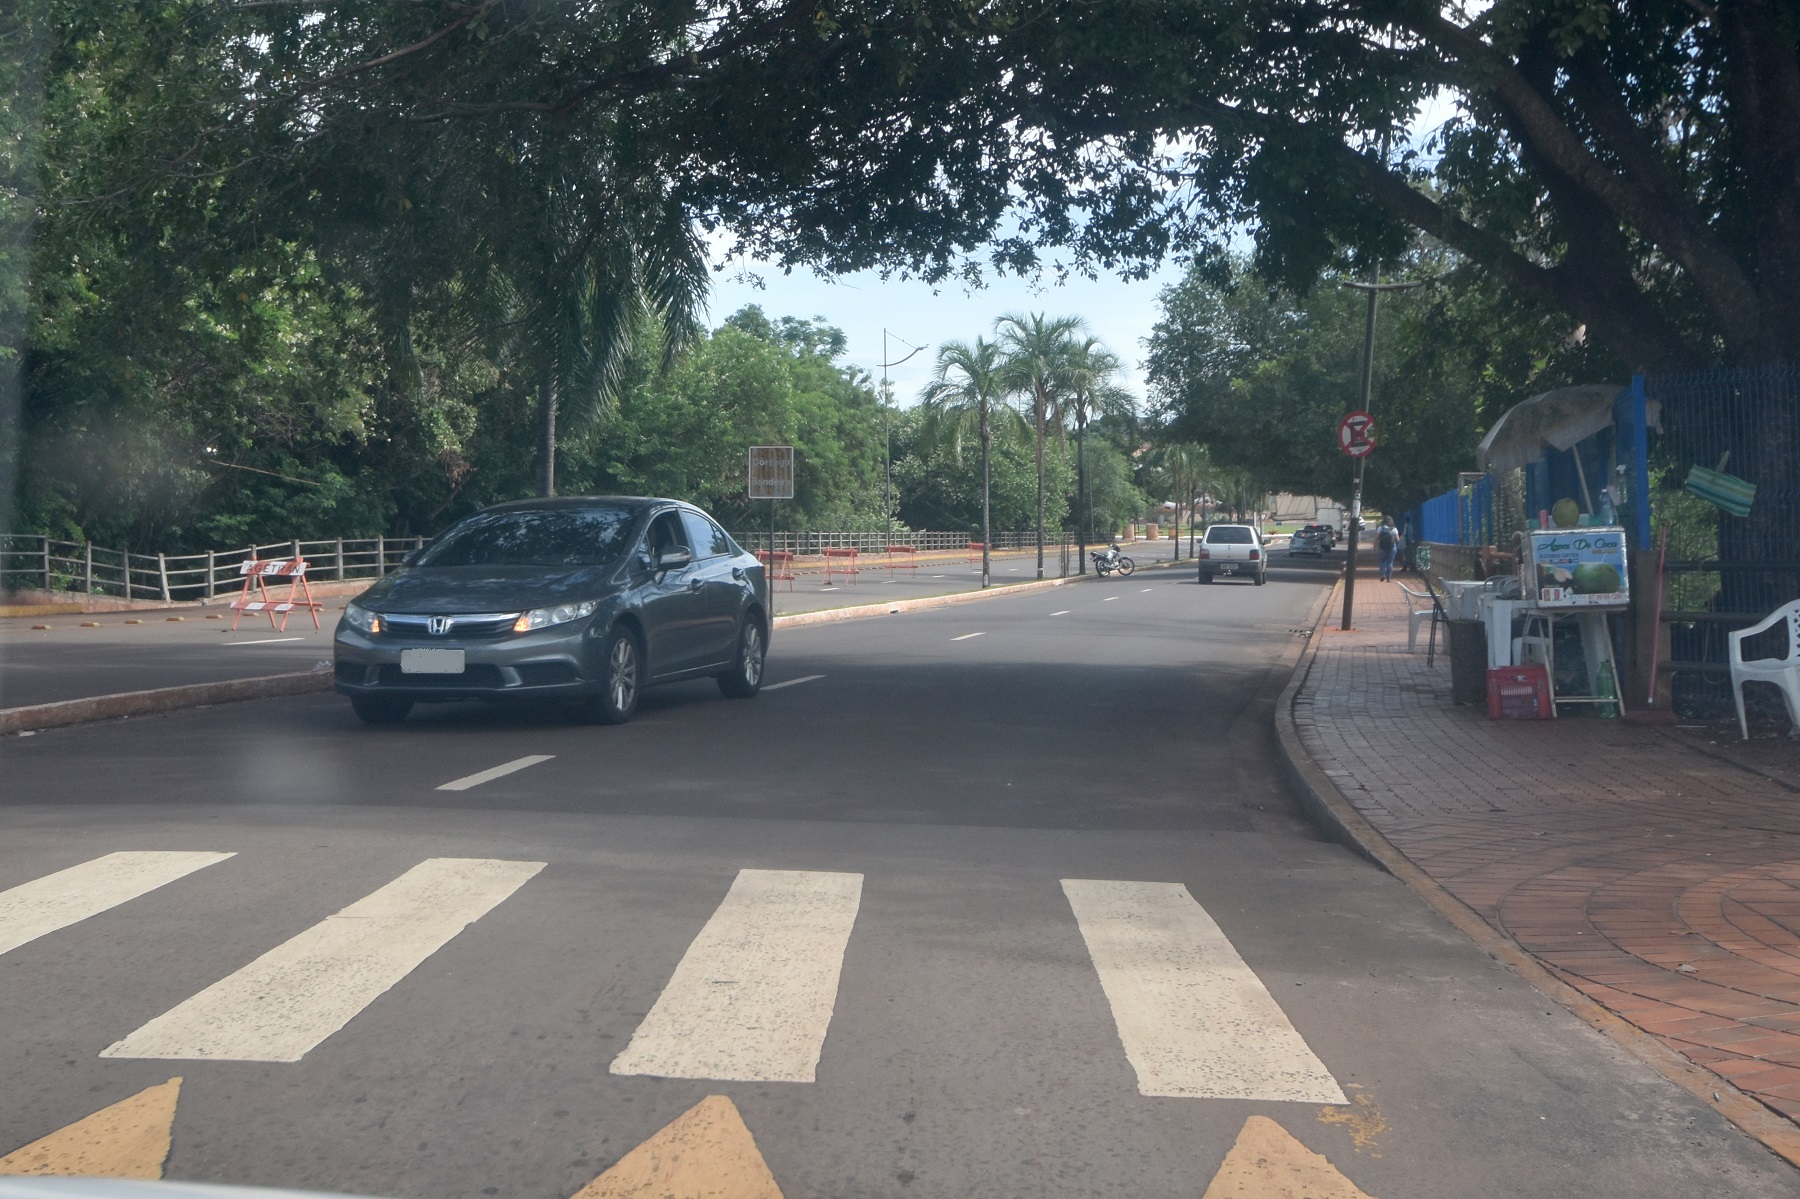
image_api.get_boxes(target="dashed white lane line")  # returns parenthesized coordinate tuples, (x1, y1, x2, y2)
(762, 674, 825, 691)
(436, 754, 556, 792)
(1050, 610, 1070, 616)
(611, 869, 863, 1083)
(1061, 879, 1345, 1102)
(102, 857, 544, 1063)
(1103, 596, 1120, 601)
(224, 637, 305, 646)
(1141, 588, 1154, 592)
(0, 852, 235, 958)
(950, 631, 986, 641)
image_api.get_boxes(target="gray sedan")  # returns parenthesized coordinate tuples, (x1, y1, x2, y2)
(333, 497, 768, 725)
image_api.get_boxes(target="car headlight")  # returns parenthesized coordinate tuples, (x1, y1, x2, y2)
(513, 600, 599, 633)
(344, 603, 381, 634)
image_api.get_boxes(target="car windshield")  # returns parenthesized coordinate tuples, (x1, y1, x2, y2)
(414, 507, 638, 568)
(1206, 526, 1254, 543)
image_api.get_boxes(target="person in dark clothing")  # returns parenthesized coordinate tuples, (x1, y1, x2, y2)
(1375, 517, 1398, 581)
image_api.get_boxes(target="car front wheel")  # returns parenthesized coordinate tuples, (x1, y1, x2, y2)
(584, 626, 641, 724)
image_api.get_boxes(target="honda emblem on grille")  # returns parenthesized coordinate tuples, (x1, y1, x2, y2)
(428, 616, 451, 635)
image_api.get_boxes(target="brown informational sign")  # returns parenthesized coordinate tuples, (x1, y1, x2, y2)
(747, 446, 796, 500)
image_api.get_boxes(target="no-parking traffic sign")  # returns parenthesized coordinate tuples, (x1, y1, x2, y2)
(1337, 411, 1378, 458)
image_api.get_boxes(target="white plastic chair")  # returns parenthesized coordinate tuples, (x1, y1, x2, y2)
(1728, 599, 1800, 740)
(1397, 583, 1443, 652)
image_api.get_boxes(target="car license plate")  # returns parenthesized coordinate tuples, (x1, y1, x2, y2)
(1220, 563, 1237, 574)
(400, 648, 465, 674)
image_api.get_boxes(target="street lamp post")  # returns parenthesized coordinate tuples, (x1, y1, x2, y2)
(1339, 270, 1432, 631)
(880, 330, 925, 552)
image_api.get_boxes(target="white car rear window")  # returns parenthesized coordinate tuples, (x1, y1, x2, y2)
(1205, 526, 1255, 544)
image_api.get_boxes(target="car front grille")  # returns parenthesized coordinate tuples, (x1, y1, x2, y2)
(380, 612, 520, 640)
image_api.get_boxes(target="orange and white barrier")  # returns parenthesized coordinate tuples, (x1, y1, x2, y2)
(883, 545, 918, 573)
(756, 550, 797, 592)
(967, 542, 986, 567)
(822, 547, 860, 584)
(229, 558, 322, 631)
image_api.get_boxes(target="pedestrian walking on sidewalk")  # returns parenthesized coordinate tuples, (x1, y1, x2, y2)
(1376, 517, 1398, 582)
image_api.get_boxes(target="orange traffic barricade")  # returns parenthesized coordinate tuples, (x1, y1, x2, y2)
(756, 549, 797, 591)
(822, 547, 860, 584)
(884, 545, 918, 573)
(229, 558, 322, 631)
(967, 542, 987, 567)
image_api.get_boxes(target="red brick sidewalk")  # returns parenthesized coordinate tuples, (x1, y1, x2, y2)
(1291, 568, 1800, 1129)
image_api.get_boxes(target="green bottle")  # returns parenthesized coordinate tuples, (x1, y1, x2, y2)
(1596, 661, 1619, 719)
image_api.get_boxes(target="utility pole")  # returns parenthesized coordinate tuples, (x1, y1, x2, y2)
(1339, 269, 1432, 631)
(880, 330, 925, 551)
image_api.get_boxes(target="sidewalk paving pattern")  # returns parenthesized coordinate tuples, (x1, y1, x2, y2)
(1293, 568, 1800, 1128)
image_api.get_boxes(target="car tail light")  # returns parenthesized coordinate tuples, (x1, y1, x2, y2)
(1249, 549, 1260, 560)
(1197, 547, 1210, 559)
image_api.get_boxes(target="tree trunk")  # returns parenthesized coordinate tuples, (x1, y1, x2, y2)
(537, 375, 558, 498)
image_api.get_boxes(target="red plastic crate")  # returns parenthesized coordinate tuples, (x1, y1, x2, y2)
(1488, 665, 1551, 720)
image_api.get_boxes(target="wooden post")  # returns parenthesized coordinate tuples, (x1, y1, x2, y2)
(157, 553, 171, 603)
(85, 543, 94, 594)
(205, 549, 216, 599)
(291, 538, 302, 566)
(42, 537, 51, 592)
(335, 538, 345, 581)
(377, 535, 386, 576)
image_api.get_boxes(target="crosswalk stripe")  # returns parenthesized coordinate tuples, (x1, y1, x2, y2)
(0, 852, 234, 959)
(1061, 879, 1345, 1102)
(610, 869, 862, 1083)
(100, 857, 545, 1063)
(436, 754, 555, 791)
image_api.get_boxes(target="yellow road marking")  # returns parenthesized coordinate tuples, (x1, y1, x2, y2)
(0, 1077, 181, 1178)
(1317, 1087, 1387, 1156)
(1202, 1116, 1375, 1199)
(573, 1095, 782, 1199)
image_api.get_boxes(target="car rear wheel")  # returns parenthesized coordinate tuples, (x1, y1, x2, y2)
(1255, 569, 1267, 585)
(1198, 570, 1212, 584)
(351, 694, 412, 725)
(717, 617, 766, 698)
(584, 627, 641, 724)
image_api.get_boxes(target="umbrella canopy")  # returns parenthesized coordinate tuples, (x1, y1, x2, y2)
(1476, 384, 1654, 474)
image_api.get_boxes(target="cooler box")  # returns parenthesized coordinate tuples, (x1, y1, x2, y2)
(1488, 665, 1552, 720)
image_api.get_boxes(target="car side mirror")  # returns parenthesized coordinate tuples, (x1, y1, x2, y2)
(656, 546, 692, 571)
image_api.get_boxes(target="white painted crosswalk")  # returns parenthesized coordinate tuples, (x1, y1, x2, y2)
(0, 851, 234, 958)
(2, 851, 1345, 1102)
(610, 869, 863, 1083)
(100, 857, 544, 1062)
(1062, 879, 1345, 1102)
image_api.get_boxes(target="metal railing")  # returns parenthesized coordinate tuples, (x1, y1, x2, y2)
(0, 535, 427, 603)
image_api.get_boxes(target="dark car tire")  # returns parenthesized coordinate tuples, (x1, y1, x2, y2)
(584, 626, 642, 725)
(717, 617, 767, 699)
(1255, 569, 1267, 586)
(1198, 570, 1212, 584)
(351, 694, 412, 725)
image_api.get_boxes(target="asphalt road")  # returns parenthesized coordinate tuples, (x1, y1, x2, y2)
(0, 544, 1179, 709)
(2, 555, 1791, 1199)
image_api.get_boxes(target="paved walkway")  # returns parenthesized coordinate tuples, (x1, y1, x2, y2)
(1291, 568, 1800, 1128)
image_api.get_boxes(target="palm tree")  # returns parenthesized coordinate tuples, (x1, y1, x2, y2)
(515, 174, 709, 497)
(1063, 338, 1135, 572)
(919, 338, 1026, 588)
(1152, 442, 1213, 561)
(996, 312, 1084, 578)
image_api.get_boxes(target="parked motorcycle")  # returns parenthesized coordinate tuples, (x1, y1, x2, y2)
(1091, 544, 1136, 577)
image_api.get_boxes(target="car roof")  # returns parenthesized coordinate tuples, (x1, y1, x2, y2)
(479, 496, 683, 515)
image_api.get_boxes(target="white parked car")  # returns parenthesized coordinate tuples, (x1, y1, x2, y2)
(1196, 524, 1267, 585)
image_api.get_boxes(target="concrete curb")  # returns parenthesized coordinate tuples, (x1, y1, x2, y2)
(1272, 577, 1800, 1170)
(1, 670, 335, 735)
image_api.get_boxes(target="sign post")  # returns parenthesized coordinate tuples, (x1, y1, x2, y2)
(1336, 409, 1378, 630)
(748, 446, 796, 614)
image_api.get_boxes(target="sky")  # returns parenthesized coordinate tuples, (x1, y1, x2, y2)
(704, 256, 1188, 411)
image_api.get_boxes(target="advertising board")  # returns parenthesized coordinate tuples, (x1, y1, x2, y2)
(1523, 527, 1630, 608)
